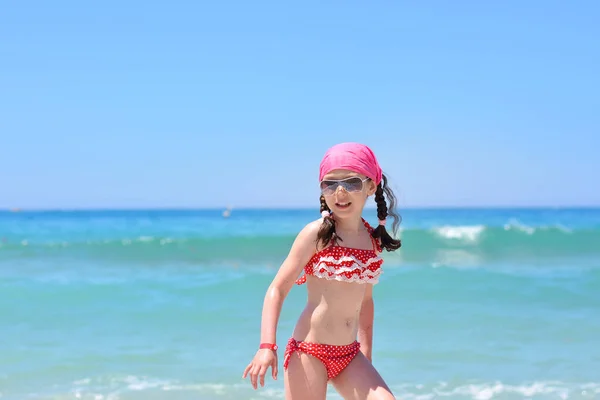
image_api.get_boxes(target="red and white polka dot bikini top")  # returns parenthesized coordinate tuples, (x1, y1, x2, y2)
(295, 218, 383, 285)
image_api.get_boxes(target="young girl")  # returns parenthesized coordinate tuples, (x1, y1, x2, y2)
(242, 142, 402, 400)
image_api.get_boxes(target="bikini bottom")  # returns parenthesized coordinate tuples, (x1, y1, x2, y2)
(282, 337, 361, 380)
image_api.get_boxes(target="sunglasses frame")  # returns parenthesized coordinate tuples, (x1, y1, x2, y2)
(319, 176, 371, 196)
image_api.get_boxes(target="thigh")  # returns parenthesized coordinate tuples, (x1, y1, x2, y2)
(331, 352, 395, 400)
(284, 351, 328, 400)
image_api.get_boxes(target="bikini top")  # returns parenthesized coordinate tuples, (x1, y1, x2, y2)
(295, 218, 383, 285)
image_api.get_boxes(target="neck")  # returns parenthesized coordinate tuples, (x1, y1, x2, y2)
(333, 214, 364, 233)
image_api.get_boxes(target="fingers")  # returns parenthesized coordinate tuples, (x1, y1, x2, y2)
(250, 365, 259, 389)
(243, 360, 276, 389)
(243, 363, 259, 389)
(242, 363, 252, 379)
(272, 361, 278, 380)
(258, 365, 267, 387)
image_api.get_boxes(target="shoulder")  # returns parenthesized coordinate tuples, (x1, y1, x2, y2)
(295, 218, 323, 245)
(286, 218, 324, 261)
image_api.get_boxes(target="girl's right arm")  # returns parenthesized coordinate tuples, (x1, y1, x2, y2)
(242, 220, 321, 389)
(259, 220, 321, 345)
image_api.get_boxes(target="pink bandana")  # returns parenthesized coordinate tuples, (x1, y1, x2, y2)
(319, 142, 382, 185)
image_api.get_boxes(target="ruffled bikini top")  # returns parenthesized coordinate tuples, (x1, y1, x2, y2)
(295, 218, 383, 285)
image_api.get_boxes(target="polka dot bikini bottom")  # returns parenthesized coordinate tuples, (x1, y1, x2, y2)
(282, 337, 361, 380)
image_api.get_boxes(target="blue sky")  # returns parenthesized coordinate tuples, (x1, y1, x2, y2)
(1, 1, 598, 209)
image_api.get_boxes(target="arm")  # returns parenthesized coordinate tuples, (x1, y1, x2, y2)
(358, 283, 374, 362)
(243, 220, 321, 388)
(259, 221, 320, 346)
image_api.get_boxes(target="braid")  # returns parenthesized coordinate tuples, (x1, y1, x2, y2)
(316, 195, 340, 249)
(371, 174, 402, 251)
(375, 185, 388, 224)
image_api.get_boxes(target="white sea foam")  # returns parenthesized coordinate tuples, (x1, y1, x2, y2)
(504, 218, 535, 234)
(539, 224, 573, 233)
(392, 381, 600, 399)
(433, 225, 486, 241)
(35, 378, 594, 399)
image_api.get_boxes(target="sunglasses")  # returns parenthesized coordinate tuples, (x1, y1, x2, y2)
(320, 177, 371, 196)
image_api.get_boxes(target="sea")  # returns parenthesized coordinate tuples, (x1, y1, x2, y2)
(1, 208, 599, 400)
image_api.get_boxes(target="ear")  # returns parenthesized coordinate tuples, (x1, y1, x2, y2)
(367, 180, 377, 196)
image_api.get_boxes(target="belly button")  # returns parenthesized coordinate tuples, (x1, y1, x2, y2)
(345, 319, 352, 327)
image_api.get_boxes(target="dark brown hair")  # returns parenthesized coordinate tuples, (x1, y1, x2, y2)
(317, 173, 402, 252)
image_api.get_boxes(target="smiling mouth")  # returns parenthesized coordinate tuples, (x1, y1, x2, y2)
(336, 202, 351, 208)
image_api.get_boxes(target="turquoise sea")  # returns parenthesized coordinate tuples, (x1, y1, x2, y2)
(1, 208, 599, 399)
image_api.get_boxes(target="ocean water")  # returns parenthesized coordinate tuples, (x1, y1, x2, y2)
(1, 208, 599, 400)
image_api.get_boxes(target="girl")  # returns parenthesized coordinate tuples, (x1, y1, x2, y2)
(242, 142, 402, 400)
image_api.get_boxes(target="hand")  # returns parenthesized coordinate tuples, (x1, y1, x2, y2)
(242, 348, 278, 389)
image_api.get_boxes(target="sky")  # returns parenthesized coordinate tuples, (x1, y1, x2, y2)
(1, 1, 599, 209)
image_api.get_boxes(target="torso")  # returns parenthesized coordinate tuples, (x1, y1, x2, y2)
(292, 218, 383, 345)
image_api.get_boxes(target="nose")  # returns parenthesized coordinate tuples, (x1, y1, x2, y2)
(334, 185, 349, 199)
(335, 184, 348, 194)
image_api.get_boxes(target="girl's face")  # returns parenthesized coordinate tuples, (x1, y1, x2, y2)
(320, 169, 377, 217)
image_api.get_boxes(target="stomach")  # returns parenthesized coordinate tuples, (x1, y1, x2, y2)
(291, 276, 368, 345)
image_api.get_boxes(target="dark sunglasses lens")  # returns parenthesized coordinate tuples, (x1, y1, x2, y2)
(320, 181, 338, 195)
(320, 177, 365, 194)
(345, 177, 364, 192)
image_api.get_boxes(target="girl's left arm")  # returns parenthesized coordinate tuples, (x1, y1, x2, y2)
(358, 283, 374, 362)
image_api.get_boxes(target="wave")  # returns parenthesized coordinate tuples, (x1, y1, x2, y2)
(1, 224, 599, 265)
(6, 375, 599, 400)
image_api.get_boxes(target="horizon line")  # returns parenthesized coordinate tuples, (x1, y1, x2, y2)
(2, 204, 599, 212)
